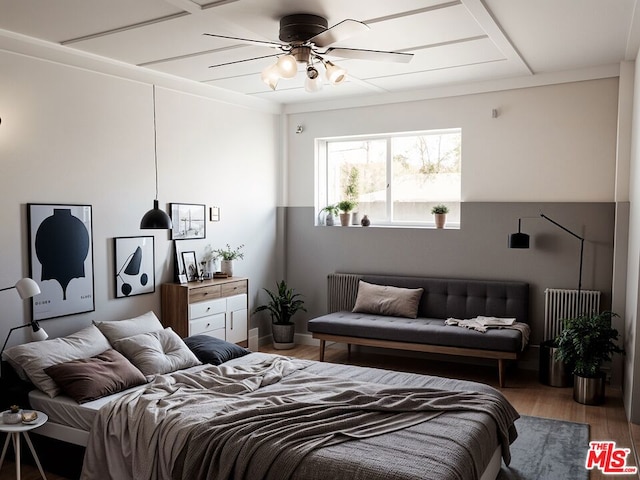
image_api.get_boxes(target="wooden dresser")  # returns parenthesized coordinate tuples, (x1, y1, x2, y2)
(161, 277, 248, 347)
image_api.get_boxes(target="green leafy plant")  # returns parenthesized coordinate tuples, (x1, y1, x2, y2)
(555, 311, 624, 377)
(254, 280, 307, 325)
(212, 243, 245, 261)
(322, 204, 339, 216)
(337, 200, 357, 213)
(431, 204, 449, 214)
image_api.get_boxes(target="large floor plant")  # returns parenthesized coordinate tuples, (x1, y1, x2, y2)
(254, 280, 306, 350)
(555, 311, 624, 404)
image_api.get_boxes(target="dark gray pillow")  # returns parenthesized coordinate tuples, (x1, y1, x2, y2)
(184, 335, 250, 365)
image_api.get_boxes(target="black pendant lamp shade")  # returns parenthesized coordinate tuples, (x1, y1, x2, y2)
(140, 85, 172, 230)
(508, 218, 530, 248)
(140, 200, 172, 229)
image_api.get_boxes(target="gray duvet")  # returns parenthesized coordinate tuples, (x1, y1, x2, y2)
(80, 353, 519, 480)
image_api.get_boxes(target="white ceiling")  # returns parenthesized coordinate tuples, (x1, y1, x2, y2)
(1, 0, 638, 106)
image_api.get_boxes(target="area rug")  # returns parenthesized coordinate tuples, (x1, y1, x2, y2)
(498, 415, 589, 480)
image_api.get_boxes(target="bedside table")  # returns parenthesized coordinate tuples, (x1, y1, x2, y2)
(0, 410, 48, 480)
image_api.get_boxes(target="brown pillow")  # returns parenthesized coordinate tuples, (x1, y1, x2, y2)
(44, 349, 147, 403)
(352, 281, 424, 318)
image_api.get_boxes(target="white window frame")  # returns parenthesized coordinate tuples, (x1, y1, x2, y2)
(316, 129, 461, 228)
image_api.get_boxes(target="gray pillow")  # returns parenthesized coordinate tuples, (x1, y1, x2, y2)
(112, 328, 201, 379)
(94, 311, 164, 345)
(3, 324, 112, 397)
(352, 281, 424, 318)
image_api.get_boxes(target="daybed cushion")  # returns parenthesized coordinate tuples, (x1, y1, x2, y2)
(3, 324, 112, 397)
(43, 349, 147, 403)
(352, 281, 423, 319)
(94, 311, 164, 345)
(183, 335, 250, 365)
(112, 327, 201, 379)
(308, 312, 523, 353)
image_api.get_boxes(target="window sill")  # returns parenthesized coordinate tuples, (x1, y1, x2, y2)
(315, 223, 461, 230)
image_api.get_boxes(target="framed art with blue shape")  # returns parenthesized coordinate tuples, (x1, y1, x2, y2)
(28, 203, 95, 320)
(114, 236, 155, 298)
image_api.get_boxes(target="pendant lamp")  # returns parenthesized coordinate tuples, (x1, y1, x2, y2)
(140, 85, 172, 230)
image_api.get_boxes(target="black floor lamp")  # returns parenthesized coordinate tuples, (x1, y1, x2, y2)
(508, 213, 585, 314)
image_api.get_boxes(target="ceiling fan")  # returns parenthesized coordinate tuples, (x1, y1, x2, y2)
(204, 14, 414, 92)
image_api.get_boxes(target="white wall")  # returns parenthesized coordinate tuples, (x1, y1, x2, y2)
(286, 78, 619, 207)
(0, 47, 280, 351)
(625, 52, 640, 422)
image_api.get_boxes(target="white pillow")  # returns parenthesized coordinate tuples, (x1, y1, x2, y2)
(3, 324, 112, 397)
(112, 328, 201, 380)
(94, 311, 163, 345)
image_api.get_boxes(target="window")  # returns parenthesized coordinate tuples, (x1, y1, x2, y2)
(317, 129, 461, 227)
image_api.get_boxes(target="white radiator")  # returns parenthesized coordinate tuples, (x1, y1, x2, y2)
(544, 288, 601, 340)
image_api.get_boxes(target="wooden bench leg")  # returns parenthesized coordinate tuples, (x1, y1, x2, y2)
(498, 359, 506, 387)
(319, 339, 326, 361)
(347, 343, 351, 358)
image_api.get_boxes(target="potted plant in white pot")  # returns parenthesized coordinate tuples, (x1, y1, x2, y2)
(254, 280, 306, 350)
(431, 204, 449, 228)
(212, 243, 244, 277)
(337, 200, 357, 226)
(555, 311, 624, 405)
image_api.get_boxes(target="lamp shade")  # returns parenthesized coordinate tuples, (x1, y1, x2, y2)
(140, 200, 172, 229)
(14, 278, 41, 299)
(325, 61, 347, 84)
(508, 232, 530, 249)
(276, 54, 297, 79)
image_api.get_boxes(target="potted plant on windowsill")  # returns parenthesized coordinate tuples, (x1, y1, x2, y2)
(555, 311, 624, 405)
(254, 280, 307, 349)
(337, 200, 357, 226)
(431, 204, 449, 229)
(322, 204, 339, 226)
(212, 243, 244, 277)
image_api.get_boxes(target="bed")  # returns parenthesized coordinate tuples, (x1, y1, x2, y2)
(2, 311, 520, 480)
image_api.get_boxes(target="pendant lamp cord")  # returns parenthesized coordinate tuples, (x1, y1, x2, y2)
(152, 85, 159, 201)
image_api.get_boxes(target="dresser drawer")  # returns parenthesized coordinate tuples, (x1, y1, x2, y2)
(221, 280, 247, 297)
(189, 284, 222, 303)
(190, 298, 226, 320)
(190, 313, 225, 336)
(227, 293, 247, 312)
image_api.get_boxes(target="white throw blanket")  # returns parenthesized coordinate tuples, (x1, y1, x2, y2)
(445, 316, 530, 350)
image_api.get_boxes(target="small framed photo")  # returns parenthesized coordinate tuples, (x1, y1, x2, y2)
(173, 241, 187, 284)
(181, 251, 199, 282)
(114, 236, 155, 298)
(171, 203, 206, 240)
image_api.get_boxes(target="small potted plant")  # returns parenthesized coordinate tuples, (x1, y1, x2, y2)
(555, 311, 624, 405)
(431, 204, 449, 229)
(212, 243, 244, 277)
(337, 200, 357, 226)
(254, 280, 306, 349)
(322, 204, 339, 226)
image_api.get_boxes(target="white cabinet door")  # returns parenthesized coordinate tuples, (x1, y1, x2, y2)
(226, 294, 248, 344)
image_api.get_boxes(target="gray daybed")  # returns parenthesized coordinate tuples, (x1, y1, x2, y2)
(307, 273, 530, 387)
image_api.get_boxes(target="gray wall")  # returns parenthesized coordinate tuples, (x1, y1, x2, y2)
(285, 202, 615, 350)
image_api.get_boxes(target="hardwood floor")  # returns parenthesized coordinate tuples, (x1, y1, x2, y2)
(1, 343, 636, 480)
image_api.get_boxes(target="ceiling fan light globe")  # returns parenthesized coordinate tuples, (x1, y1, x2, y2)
(325, 61, 347, 84)
(305, 75, 323, 93)
(261, 63, 280, 90)
(276, 55, 297, 78)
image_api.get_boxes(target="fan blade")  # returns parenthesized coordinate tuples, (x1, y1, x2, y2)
(203, 33, 284, 49)
(308, 19, 369, 48)
(209, 53, 278, 68)
(208, 54, 278, 69)
(325, 47, 414, 64)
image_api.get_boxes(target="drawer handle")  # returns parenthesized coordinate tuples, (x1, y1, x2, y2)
(206, 323, 210, 328)
(206, 307, 211, 311)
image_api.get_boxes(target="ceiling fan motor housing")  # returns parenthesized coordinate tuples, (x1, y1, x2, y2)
(279, 14, 328, 43)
